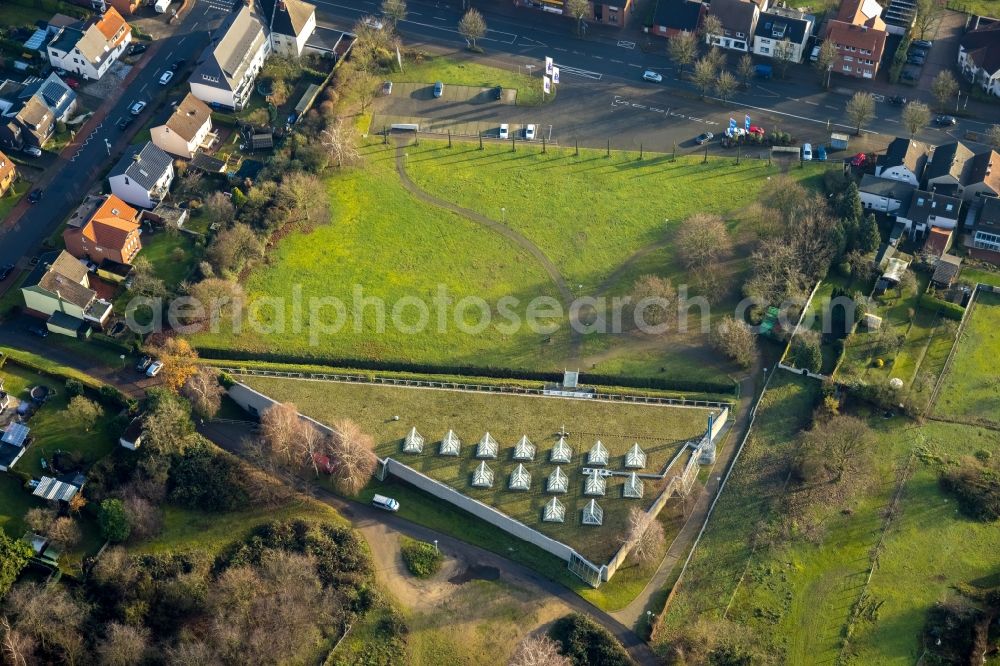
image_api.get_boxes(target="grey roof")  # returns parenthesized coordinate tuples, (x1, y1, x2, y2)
(754, 11, 810, 43)
(48, 26, 83, 54)
(22, 250, 94, 310)
(259, 0, 315, 37)
(979, 196, 1000, 228)
(709, 0, 759, 36)
(860, 174, 916, 201)
(904, 190, 962, 226)
(193, 5, 268, 94)
(1, 423, 29, 447)
(21, 73, 76, 119)
(109, 142, 172, 191)
(652, 0, 704, 32)
(925, 141, 975, 183)
(879, 137, 928, 177)
(932, 254, 962, 285)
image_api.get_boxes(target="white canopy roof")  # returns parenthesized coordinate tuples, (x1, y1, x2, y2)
(625, 443, 647, 469)
(587, 440, 609, 465)
(33, 476, 80, 502)
(623, 472, 644, 498)
(550, 436, 572, 464)
(509, 463, 531, 490)
(547, 466, 569, 493)
(542, 497, 566, 523)
(471, 461, 494, 488)
(403, 427, 424, 454)
(584, 471, 606, 496)
(582, 499, 604, 525)
(513, 435, 535, 461)
(476, 432, 499, 459)
(439, 430, 461, 456)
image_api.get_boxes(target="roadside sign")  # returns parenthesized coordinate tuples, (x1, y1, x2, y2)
(552, 67, 560, 85)
(543, 75, 551, 94)
(545, 56, 553, 75)
(745, 114, 751, 130)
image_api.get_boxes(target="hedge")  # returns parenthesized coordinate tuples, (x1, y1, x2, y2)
(919, 293, 965, 321)
(194, 347, 737, 395)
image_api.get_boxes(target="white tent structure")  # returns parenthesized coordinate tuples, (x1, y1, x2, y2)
(509, 463, 531, 491)
(513, 435, 535, 461)
(471, 461, 494, 488)
(622, 472, 644, 498)
(587, 440, 609, 466)
(584, 470, 606, 496)
(582, 499, 604, 526)
(547, 466, 569, 494)
(402, 427, 424, 454)
(439, 430, 462, 456)
(476, 432, 499, 459)
(550, 436, 572, 464)
(625, 443, 647, 469)
(542, 497, 566, 523)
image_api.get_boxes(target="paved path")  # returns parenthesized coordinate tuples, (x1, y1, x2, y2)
(199, 420, 661, 666)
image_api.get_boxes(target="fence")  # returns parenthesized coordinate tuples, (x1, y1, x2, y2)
(778, 280, 830, 380)
(927, 282, 995, 413)
(218, 366, 733, 410)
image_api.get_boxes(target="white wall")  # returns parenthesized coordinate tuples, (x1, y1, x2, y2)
(875, 165, 919, 186)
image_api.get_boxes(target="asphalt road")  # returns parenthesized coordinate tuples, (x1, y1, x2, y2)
(0, 1, 224, 270)
(317, 0, 998, 154)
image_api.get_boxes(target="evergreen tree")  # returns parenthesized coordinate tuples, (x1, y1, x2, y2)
(859, 213, 881, 253)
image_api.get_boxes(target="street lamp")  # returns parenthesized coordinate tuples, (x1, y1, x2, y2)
(433, 539, 439, 553)
(501, 207, 506, 223)
(119, 354, 125, 368)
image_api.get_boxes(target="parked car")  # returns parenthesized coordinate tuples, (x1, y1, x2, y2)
(934, 114, 957, 126)
(524, 124, 536, 140)
(433, 81, 444, 98)
(130, 100, 146, 115)
(24, 146, 42, 157)
(492, 85, 502, 100)
(28, 324, 48, 338)
(754, 64, 772, 79)
(906, 54, 926, 65)
(381, 81, 392, 95)
(499, 123, 509, 139)
(65, 77, 80, 89)
(171, 59, 186, 71)
(900, 69, 919, 82)
(116, 116, 134, 131)
(695, 132, 714, 145)
(888, 95, 907, 105)
(810, 45, 821, 62)
(54, 68, 67, 77)
(27, 188, 43, 203)
(135, 355, 152, 373)
(912, 39, 933, 49)
(363, 16, 384, 30)
(129, 43, 147, 55)
(642, 70, 662, 83)
(802, 142, 813, 161)
(372, 494, 400, 511)
(159, 70, 174, 85)
(146, 360, 164, 377)
(816, 144, 827, 161)
(0, 264, 13, 281)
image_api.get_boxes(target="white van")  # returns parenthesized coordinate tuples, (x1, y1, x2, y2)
(810, 45, 821, 62)
(372, 494, 400, 512)
(154, 0, 171, 12)
(801, 143, 813, 161)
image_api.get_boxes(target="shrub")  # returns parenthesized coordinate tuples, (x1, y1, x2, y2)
(99, 498, 132, 543)
(940, 459, 1000, 522)
(399, 537, 442, 578)
(168, 443, 249, 512)
(64, 378, 84, 398)
(550, 613, 631, 666)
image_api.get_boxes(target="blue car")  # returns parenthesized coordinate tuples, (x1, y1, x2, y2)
(816, 145, 827, 161)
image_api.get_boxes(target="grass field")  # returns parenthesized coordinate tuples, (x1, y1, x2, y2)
(242, 375, 713, 563)
(391, 55, 548, 105)
(0, 180, 27, 223)
(932, 290, 1000, 424)
(140, 229, 201, 286)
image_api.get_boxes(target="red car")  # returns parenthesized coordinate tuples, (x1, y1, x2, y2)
(65, 77, 80, 89)
(850, 152, 868, 167)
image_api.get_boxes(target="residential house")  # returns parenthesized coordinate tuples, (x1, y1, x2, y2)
(875, 137, 928, 186)
(108, 142, 174, 209)
(0, 96, 54, 152)
(648, 0, 705, 38)
(924, 141, 976, 199)
(63, 194, 142, 265)
(0, 150, 15, 197)
(705, 0, 761, 52)
(20, 250, 112, 334)
(190, 4, 270, 110)
(859, 174, 915, 213)
(106, 0, 143, 15)
(881, 0, 917, 35)
(0, 73, 78, 123)
(970, 196, 1000, 263)
(896, 190, 962, 237)
(150, 93, 215, 159)
(260, 0, 316, 57)
(923, 226, 953, 256)
(963, 150, 1000, 201)
(46, 8, 132, 81)
(752, 7, 813, 63)
(958, 20, 1000, 98)
(823, 0, 887, 80)
(931, 254, 962, 287)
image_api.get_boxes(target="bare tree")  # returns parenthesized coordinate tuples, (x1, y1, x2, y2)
(930, 70, 959, 110)
(380, 0, 407, 30)
(773, 40, 795, 79)
(202, 191, 235, 227)
(181, 367, 225, 420)
(714, 70, 738, 102)
(279, 172, 330, 228)
(901, 101, 930, 137)
(619, 507, 665, 565)
(845, 91, 875, 135)
(66, 395, 103, 432)
(1, 616, 36, 666)
(796, 415, 875, 482)
(814, 41, 838, 88)
(260, 402, 304, 468)
(509, 635, 572, 666)
(668, 32, 698, 79)
(737, 53, 754, 88)
(564, 0, 590, 37)
(458, 9, 487, 50)
(183, 278, 244, 331)
(97, 623, 150, 666)
(711, 316, 756, 368)
(351, 19, 397, 72)
(349, 68, 379, 113)
(24, 509, 81, 550)
(675, 212, 734, 277)
(142, 392, 196, 456)
(206, 223, 263, 277)
(700, 14, 722, 43)
(630, 275, 677, 330)
(5, 582, 87, 663)
(691, 57, 716, 98)
(321, 119, 360, 169)
(330, 419, 378, 494)
(912, 0, 945, 40)
(121, 490, 163, 542)
(130, 256, 167, 298)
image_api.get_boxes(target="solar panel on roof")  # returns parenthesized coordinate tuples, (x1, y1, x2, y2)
(1, 423, 30, 447)
(24, 29, 47, 50)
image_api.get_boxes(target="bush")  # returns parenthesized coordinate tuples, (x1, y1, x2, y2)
(550, 613, 631, 666)
(919, 293, 965, 321)
(98, 498, 132, 543)
(399, 537, 442, 578)
(168, 443, 249, 512)
(64, 378, 84, 398)
(940, 459, 1000, 521)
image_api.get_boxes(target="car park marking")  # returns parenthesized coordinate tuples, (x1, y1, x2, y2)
(871, 93, 885, 102)
(628, 63, 641, 68)
(804, 100, 819, 106)
(617, 40, 636, 49)
(555, 64, 602, 80)
(611, 96, 718, 125)
(611, 59, 624, 63)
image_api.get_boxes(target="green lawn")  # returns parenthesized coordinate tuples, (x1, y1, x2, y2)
(960, 265, 1000, 288)
(946, 0, 1000, 18)
(0, 3, 57, 28)
(932, 290, 1000, 424)
(391, 55, 549, 105)
(0, 271, 28, 319)
(0, 180, 27, 223)
(140, 229, 200, 286)
(243, 375, 713, 564)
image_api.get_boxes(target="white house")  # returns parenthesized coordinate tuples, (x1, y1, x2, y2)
(895, 190, 962, 238)
(875, 138, 928, 186)
(705, 0, 761, 53)
(150, 93, 215, 159)
(190, 4, 270, 110)
(859, 174, 915, 213)
(261, 0, 316, 57)
(958, 21, 1000, 99)
(752, 8, 813, 63)
(108, 142, 174, 209)
(119, 417, 143, 450)
(46, 8, 132, 81)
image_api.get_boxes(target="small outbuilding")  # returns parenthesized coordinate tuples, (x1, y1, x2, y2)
(119, 417, 143, 450)
(513, 435, 535, 461)
(476, 432, 499, 459)
(582, 499, 604, 526)
(33, 475, 84, 502)
(403, 427, 424, 454)
(546, 466, 569, 494)
(509, 463, 531, 491)
(622, 472, 644, 499)
(439, 430, 461, 456)
(584, 470, 606, 497)
(542, 497, 566, 523)
(471, 461, 494, 488)
(550, 437, 572, 464)
(587, 440, 609, 466)
(625, 443, 647, 469)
